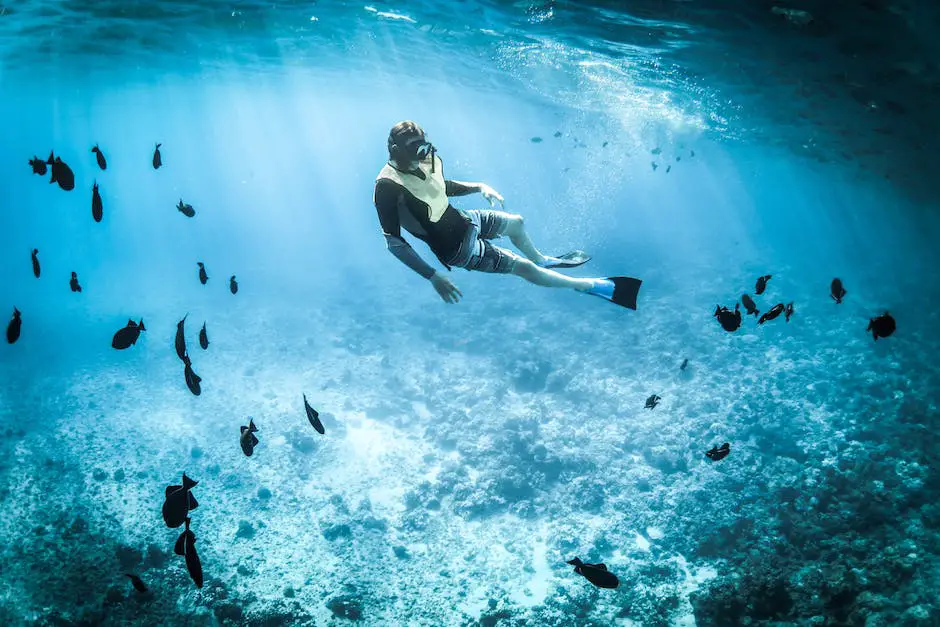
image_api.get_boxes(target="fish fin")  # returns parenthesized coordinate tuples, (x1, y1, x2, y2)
(165, 485, 179, 497)
(251, 434, 259, 445)
(595, 563, 608, 571)
(188, 493, 199, 510)
(138, 320, 146, 331)
(567, 558, 583, 566)
(47, 151, 54, 163)
(240, 426, 247, 434)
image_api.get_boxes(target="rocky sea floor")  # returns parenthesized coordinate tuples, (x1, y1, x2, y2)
(0, 267, 938, 626)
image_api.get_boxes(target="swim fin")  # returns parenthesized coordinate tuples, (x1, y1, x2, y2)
(539, 250, 592, 269)
(586, 276, 642, 310)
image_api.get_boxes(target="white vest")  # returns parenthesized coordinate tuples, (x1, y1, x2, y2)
(375, 156, 448, 222)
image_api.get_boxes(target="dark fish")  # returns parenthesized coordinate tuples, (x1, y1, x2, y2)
(830, 278, 847, 304)
(680, 358, 688, 371)
(784, 302, 795, 322)
(176, 200, 195, 218)
(230, 276, 238, 294)
(47, 151, 75, 191)
(29, 156, 47, 175)
(530, 137, 543, 143)
(92, 144, 107, 170)
(31, 248, 40, 278)
(92, 182, 103, 222)
(755, 274, 772, 295)
(174, 518, 203, 588)
(125, 574, 148, 593)
(666, 165, 672, 173)
(690, 150, 695, 157)
(741, 294, 760, 317)
(567, 558, 619, 589)
(553, 131, 562, 138)
(240, 418, 259, 456)
(867, 312, 896, 341)
(758, 303, 785, 325)
(651, 162, 658, 171)
(714, 303, 742, 332)
(645, 394, 661, 410)
(651, 147, 662, 155)
(6, 308, 22, 344)
(162, 473, 198, 528)
(199, 323, 209, 350)
(175, 314, 188, 361)
(197, 262, 208, 285)
(304, 394, 324, 434)
(706, 442, 730, 461)
(70, 272, 82, 293)
(602, 141, 608, 148)
(153, 143, 162, 169)
(183, 354, 202, 396)
(111, 319, 146, 350)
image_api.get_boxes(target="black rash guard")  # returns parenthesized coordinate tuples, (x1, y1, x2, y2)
(374, 167, 479, 279)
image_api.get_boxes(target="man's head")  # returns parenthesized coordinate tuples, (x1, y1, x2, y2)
(388, 120, 434, 168)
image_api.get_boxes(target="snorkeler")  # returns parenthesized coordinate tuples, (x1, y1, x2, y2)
(373, 121, 641, 309)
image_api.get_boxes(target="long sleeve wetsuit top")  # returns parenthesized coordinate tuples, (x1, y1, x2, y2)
(373, 168, 478, 278)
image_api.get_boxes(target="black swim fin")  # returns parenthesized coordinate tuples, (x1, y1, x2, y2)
(587, 276, 642, 310)
(541, 250, 591, 269)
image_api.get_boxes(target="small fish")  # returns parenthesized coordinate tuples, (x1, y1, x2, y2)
(676, 156, 681, 162)
(714, 303, 742, 332)
(29, 156, 48, 175)
(530, 137, 543, 143)
(784, 302, 795, 322)
(706, 442, 730, 461)
(92, 144, 107, 170)
(240, 418, 259, 456)
(645, 394, 661, 410)
(70, 272, 82, 293)
(111, 319, 146, 350)
(31, 249, 40, 278)
(175, 314, 189, 361)
(47, 151, 75, 191)
(553, 131, 562, 138)
(197, 262, 208, 285)
(92, 182, 103, 222)
(567, 558, 619, 589)
(602, 141, 608, 148)
(666, 165, 672, 173)
(230, 275, 238, 294)
(680, 358, 688, 371)
(174, 518, 203, 588)
(651, 162, 658, 171)
(741, 294, 760, 317)
(6, 308, 22, 344)
(690, 150, 695, 157)
(755, 274, 772, 295)
(830, 278, 847, 304)
(152, 143, 162, 169)
(199, 323, 209, 350)
(304, 394, 324, 434)
(758, 303, 785, 325)
(651, 147, 662, 155)
(125, 574, 148, 593)
(176, 200, 195, 218)
(867, 312, 896, 341)
(162, 473, 198, 528)
(183, 354, 202, 396)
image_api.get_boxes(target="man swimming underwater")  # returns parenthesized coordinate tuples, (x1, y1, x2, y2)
(373, 120, 641, 308)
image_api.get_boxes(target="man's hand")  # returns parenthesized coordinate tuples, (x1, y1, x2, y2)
(430, 272, 462, 304)
(478, 183, 505, 210)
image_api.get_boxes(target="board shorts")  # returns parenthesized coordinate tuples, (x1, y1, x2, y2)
(444, 209, 524, 274)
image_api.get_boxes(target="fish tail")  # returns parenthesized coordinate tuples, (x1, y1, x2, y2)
(138, 320, 146, 331)
(567, 557, 583, 566)
(47, 151, 54, 164)
(156, 143, 162, 149)
(182, 473, 197, 490)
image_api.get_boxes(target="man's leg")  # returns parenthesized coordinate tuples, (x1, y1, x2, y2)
(511, 258, 596, 291)
(500, 214, 550, 265)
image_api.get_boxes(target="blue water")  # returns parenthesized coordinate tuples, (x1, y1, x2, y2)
(2, 1, 940, 625)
